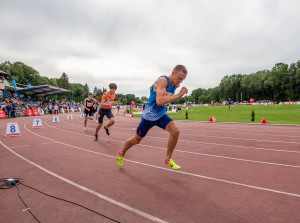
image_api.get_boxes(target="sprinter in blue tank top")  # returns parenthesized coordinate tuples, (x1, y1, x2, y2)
(117, 65, 188, 169)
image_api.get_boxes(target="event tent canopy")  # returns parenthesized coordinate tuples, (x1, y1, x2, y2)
(16, 85, 70, 96)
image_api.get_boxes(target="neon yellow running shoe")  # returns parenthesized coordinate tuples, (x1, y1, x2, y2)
(164, 159, 181, 170)
(117, 150, 124, 167)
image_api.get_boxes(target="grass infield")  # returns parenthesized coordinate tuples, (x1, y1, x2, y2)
(134, 105, 300, 125)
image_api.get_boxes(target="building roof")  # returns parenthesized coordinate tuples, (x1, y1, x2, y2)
(0, 70, 10, 78)
(16, 85, 70, 96)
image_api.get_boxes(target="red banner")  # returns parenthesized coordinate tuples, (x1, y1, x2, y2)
(0, 109, 6, 119)
(25, 109, 33, 116)
(32, 108, 39, 116)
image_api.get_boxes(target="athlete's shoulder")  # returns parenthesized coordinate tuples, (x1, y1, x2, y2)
(157, 76, 168, 87)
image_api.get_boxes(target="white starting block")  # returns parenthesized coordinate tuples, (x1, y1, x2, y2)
(67, 115, 73, 120)
(33, 119, 43, 128)
(53, 116, 60, 123)
(5, 123, 21, 137)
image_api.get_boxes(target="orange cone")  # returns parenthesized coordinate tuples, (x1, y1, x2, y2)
(261, 117, 268, 124)
(209, 116, 217, 122)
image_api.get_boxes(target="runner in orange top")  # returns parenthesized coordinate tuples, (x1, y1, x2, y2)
(94, 83, 117, 141)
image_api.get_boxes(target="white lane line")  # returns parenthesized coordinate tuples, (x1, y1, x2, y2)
(78, 116, 300, 139)
(63, 119, 300, 155)
(114, 117, 300, 132)
(111, 130, 300, 146)
(110, 125, 300, 139)
(52, 119, 300, 169)
(20, 124, 300, 198)
(177, 123, 300, 134)
(0, 140, 168, 223)
(73, 117, 300, 139)
(72, 116, 300, 145)
(10, 142, 58, 149)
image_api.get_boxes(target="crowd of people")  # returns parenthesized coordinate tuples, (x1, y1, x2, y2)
(0, 96, 83, 118)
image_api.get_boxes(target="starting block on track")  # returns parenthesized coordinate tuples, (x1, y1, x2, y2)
(80, 114, 85, 119)
(67, 115, 73, 120)
(53, 116, 60, 123)
(5, 123, 21, 137)
(33, 119, 43, 128)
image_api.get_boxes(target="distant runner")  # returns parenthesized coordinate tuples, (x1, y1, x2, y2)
(94, 83, 117, 141)
(83, 93, 95, 130)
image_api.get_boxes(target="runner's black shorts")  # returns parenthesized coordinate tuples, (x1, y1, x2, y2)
(98, 108, 114, 123)
(84, 108, 93, 117)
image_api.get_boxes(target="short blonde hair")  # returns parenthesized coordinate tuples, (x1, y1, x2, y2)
(173, 65, 187, 74)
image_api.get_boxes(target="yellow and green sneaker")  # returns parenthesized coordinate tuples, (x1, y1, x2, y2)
(117, 150, 124, 167)
(164, 159, 181, 170)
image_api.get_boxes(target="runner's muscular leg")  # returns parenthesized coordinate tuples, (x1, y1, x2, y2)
(106, 117, 115, 128)
(164, 121, 180, 161)
(120, 133, 143, 157)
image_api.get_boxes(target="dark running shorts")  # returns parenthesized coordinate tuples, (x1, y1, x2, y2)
(98, 108, 114, 123)
(84, 109, 93, 117)
(136, 115, 173, 137)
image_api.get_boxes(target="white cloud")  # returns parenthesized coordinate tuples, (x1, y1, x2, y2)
(1, 0, 300, 97)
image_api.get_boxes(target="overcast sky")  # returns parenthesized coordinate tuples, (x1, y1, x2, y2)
(1, 0, 299, 97)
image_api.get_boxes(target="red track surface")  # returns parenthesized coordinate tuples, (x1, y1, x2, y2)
(1, 112, 300, 223)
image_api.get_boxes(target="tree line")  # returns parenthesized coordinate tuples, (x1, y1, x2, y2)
(0, 61, 148, 104)
(1, 60, 299, 104)
(189, 60, 300, 104)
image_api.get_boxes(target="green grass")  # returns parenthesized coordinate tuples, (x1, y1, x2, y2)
(134, 105, 300, 125)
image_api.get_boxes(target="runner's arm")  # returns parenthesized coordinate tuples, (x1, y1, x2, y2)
(156, 78, 188, 106)
(83, 99, 90, 111)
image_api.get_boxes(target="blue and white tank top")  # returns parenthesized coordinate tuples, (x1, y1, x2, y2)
(142, 76, 177, 121)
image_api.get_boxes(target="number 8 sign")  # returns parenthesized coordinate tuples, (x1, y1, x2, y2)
(5, 123, 21, 137)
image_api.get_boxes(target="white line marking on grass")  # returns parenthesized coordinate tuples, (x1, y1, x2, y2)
(19, 124, 300, 199)
(0, 140, 168, 223)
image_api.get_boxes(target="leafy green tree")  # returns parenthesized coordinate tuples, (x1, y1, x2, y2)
(93, 87, 98, 97)
(125, 94, 135, 102)
(141, 96, 149, 102)
(83, 83, 89, 98)
(48, 78, 58, 86)
(122, 98, 127, 105)
(70, 83, 84, 99)
(57, 73, 70, 89)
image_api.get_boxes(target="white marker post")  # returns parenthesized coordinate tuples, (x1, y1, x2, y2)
(32, 119, 43, 128)
(5, 123, 21, 137)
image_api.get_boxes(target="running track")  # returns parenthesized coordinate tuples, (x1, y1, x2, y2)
(1, 112, 300, 223)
